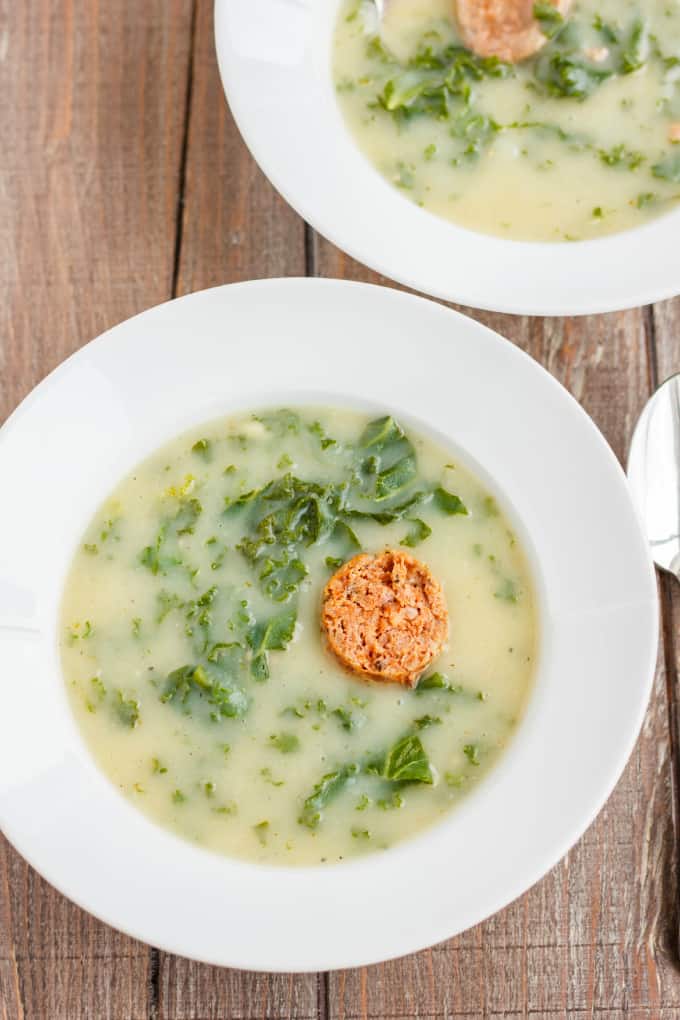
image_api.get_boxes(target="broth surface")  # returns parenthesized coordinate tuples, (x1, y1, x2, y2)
(61, 407, 537, 865)
(333, 0, 680, 241)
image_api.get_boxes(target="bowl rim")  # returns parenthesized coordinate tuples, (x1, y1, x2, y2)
(213, 0, 680, 317)
(0, 278, 659, 970)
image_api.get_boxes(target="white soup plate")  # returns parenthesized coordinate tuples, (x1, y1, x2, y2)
(0, 279, 658, 970)
(214, 0, 680, 316)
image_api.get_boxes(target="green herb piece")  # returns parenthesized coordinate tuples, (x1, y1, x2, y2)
(277, 453, 293, 470)
(332, 706, 366, 732)
(377, 791, 404, 810)
(260, 767, 284, 787)
(326, 556, 344, 570)
(191, 438, 211, 460)
(151, 757, 167, 775)
(346, 490, 430, 526)
(248, 609, 297, 682)
(308, 420, 338, 450)
(253, 821, 270, 846)
(83, 543, 98, 555)
(652, 151, 680, 183)
(424, 143, 437, 160)
(282, 702, 307, 719)
(175, 497, 203, 536)
(131, 617, 142, 637)
(355, 794, 371, 812)
(100, 517, 121, 543)
(299, 764, 360, 829)
(330, 519, 361, 557)
(417, 672, 462, 694)
(535, 52, 612, 100)
(359, 416, 400, 451)
(376, 45, 510, 125)
(400, 518, 432, 548)
(66, 620, 94, 644)
(235, 473, 336, 598)
(433, 487, 468, 515)
(533, 2, 564, 39)
(224, 489, 260, 515)
(445, 772, 467, 788)
(463, 743, 481, 766)
(620, 17, 648, 74)
(592, 14, 619, 44)
(172, 789, 186, 804)
(598, 144, 644, 169)
(258, 553, 308, 602)
(413, 714, 442, 730)
(138, 532, 181, 576)
(115, 691, 140, 728)
(157, 590, 184, 623)
(255, 409, 301, 435)
(90, 676, 107, 701)
(373, 453, 417, 500)
(495, 578, 519, 603)
(213, 802, 237, 816)
(160, 664, 248, 720)
(367, 734, 433, 785)
(268, 732, 300, 753)
(203, 781, 216, 798)
(351, 827, 371, 840)
(395, 161, 416, 189)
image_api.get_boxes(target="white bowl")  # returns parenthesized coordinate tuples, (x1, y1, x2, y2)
(214, 0, 680, 316)
(0, 279, 657, 970)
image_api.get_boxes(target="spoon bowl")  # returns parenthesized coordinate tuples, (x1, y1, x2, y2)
(628, 373, 680, 581)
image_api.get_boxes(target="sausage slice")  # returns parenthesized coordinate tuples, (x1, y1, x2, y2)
(321, 550, 449, 687)
(456, 0, 571, 63)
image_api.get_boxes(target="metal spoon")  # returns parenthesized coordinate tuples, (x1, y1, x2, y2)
(628, 373, 680, 580)
(628, 373, 680, 960)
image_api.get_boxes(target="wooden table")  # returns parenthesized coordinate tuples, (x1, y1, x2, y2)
(1, 3, 679, 1017)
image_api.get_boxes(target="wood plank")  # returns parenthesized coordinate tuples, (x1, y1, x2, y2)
(314, 243, 680, 1017)
(0, 1, 195, 1017)
(156, 2, 314, 1016)
(159, 963, 320, 1020)
(173, 0, 306, 295)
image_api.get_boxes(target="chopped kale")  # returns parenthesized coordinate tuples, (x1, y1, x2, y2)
(400, 517, 432, 548)
(268, 732, 300, 753)
(247, 609, 297, 681)
(366, 733, 433, 785)
(298, 764, 360, 829)
(533, 2, 564, 40)
(433, 487, 468, 516)
(114, 691, 140, 728)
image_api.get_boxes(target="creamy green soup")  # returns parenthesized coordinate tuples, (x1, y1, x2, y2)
(61, 408, 537, 865)
(334, 0, 680, 241)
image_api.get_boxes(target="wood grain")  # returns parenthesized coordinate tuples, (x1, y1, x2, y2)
(173, 0, 305, 296)
(0, 2, 194, 1018)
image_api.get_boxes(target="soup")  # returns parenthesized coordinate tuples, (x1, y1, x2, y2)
(61, 407, 537, 865)
(333, 0, 680, 241)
